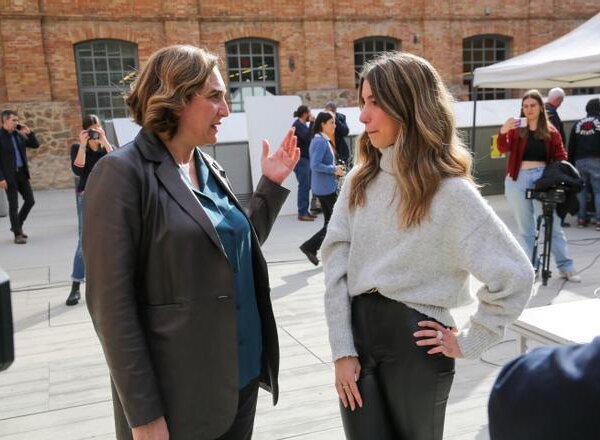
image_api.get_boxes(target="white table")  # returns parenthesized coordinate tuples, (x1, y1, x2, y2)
(509, 299, 600, 353)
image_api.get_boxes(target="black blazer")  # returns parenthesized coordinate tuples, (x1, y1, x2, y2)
(545, 103, 566, 147)
(334, 112, 350, 162)
(83, 128, 288, 439)
(0, 128, 40, 183)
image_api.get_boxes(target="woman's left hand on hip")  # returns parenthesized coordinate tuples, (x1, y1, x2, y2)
(414, 320, 464, 358)
(261, 127, 300, 185)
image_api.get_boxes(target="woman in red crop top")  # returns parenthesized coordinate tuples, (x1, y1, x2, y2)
(497, 89, 580, 282)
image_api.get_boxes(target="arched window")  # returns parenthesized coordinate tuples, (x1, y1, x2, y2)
(354, 37, 399, 86)
(463, 35, 510, 100)
(226, 39, 279, 112)
(74, 40, 138, 120)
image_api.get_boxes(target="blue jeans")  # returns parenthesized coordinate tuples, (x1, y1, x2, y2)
(294, 157, 311, 216)
(504, 168, 574, 272)
(575, 158, 600, 222)
(71, 192, 85, 282)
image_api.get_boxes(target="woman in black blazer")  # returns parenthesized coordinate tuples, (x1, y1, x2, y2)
(84, 45, 299, 440)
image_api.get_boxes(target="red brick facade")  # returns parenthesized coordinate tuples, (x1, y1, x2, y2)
(0, 1, 598, 188)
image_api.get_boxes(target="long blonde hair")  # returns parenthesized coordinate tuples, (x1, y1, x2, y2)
(350, 52, 473, 228)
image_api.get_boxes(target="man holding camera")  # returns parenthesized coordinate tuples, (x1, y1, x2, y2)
(0, 110, 40, 244)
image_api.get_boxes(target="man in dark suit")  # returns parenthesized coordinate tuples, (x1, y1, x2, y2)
(545, 88, 571, 227)
(488, 337, 600, 440)
(545, 87, 566, 147)
(325, 101, 351, 165)
(0, 110, 40, 244)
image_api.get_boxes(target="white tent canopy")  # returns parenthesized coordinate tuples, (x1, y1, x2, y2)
(473, 11, 600, 89)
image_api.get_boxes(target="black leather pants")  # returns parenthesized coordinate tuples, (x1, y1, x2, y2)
(341, 292, 455, 440)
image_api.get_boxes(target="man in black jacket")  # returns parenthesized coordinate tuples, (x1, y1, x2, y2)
(568, 98, 600, 229)
(0, 110, 40, 244)
(325, 101, 351, 165)
(545, 87, 566, 146)
(545, 88, 570, 227)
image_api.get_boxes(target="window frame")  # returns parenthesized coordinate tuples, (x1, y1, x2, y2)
(463, 34, 511, 101)
(74, 39, 138, 121)
(225, 38, 279, 112)
(354, 37, 399, 86)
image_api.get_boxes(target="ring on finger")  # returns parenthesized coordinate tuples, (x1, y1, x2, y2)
(436, 330, 444, 341)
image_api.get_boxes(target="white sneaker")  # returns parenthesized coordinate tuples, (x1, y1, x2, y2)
(558, 270, 582, 283)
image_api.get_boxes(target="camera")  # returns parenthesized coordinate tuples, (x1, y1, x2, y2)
(525, 187, 566, 204)
(88, 129, 100, 140)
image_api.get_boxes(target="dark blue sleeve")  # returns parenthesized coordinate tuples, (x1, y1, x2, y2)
(488, 337, 600, 440)
(336, 113, 349, 137)
(567, 124, 577, 164)
(23, 132, 40, 149)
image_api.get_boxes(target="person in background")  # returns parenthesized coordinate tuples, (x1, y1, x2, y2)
(292, 105, 316, 221)
(84, 45, 299, 440)
(568, 97, 600, 230)
(322, 52, 533, 440)
(66, 114, 113, 306)
(0, 110, 40, 244)
(488, 337, 600, 440)
(498, 89, 581, 282)
(545, 87, 566, 146)
(325, 101, 351, 165)
(299, 111, 345, 266)
(545, 87, 570, 226)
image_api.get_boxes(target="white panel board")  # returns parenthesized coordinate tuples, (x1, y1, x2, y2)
(244, 95, 302, 216)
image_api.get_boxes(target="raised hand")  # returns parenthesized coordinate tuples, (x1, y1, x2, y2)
(261, 127, 300, 185)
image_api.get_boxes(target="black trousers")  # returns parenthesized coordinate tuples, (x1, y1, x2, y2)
(5, 169, 35, 236)
(301, 191, 337, 254)
(341, 292, 455, 440)
(216, 379, 259, 440)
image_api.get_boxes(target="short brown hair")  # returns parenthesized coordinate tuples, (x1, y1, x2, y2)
(125, 45, 218, 139)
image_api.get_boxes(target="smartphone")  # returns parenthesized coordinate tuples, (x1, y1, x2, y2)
(516, 117, 528, 128)
(15, 124, 23, 131)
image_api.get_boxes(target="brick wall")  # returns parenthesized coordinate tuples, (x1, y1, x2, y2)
(0, 1, 597, 188)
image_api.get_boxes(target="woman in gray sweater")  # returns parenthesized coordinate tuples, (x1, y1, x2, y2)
(322, 52, 534, 440)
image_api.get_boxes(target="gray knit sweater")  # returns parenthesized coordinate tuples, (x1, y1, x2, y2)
(322, 146, 534, 360)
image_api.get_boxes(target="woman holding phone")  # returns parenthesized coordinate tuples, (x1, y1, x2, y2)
(498, 89, 580, 282)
